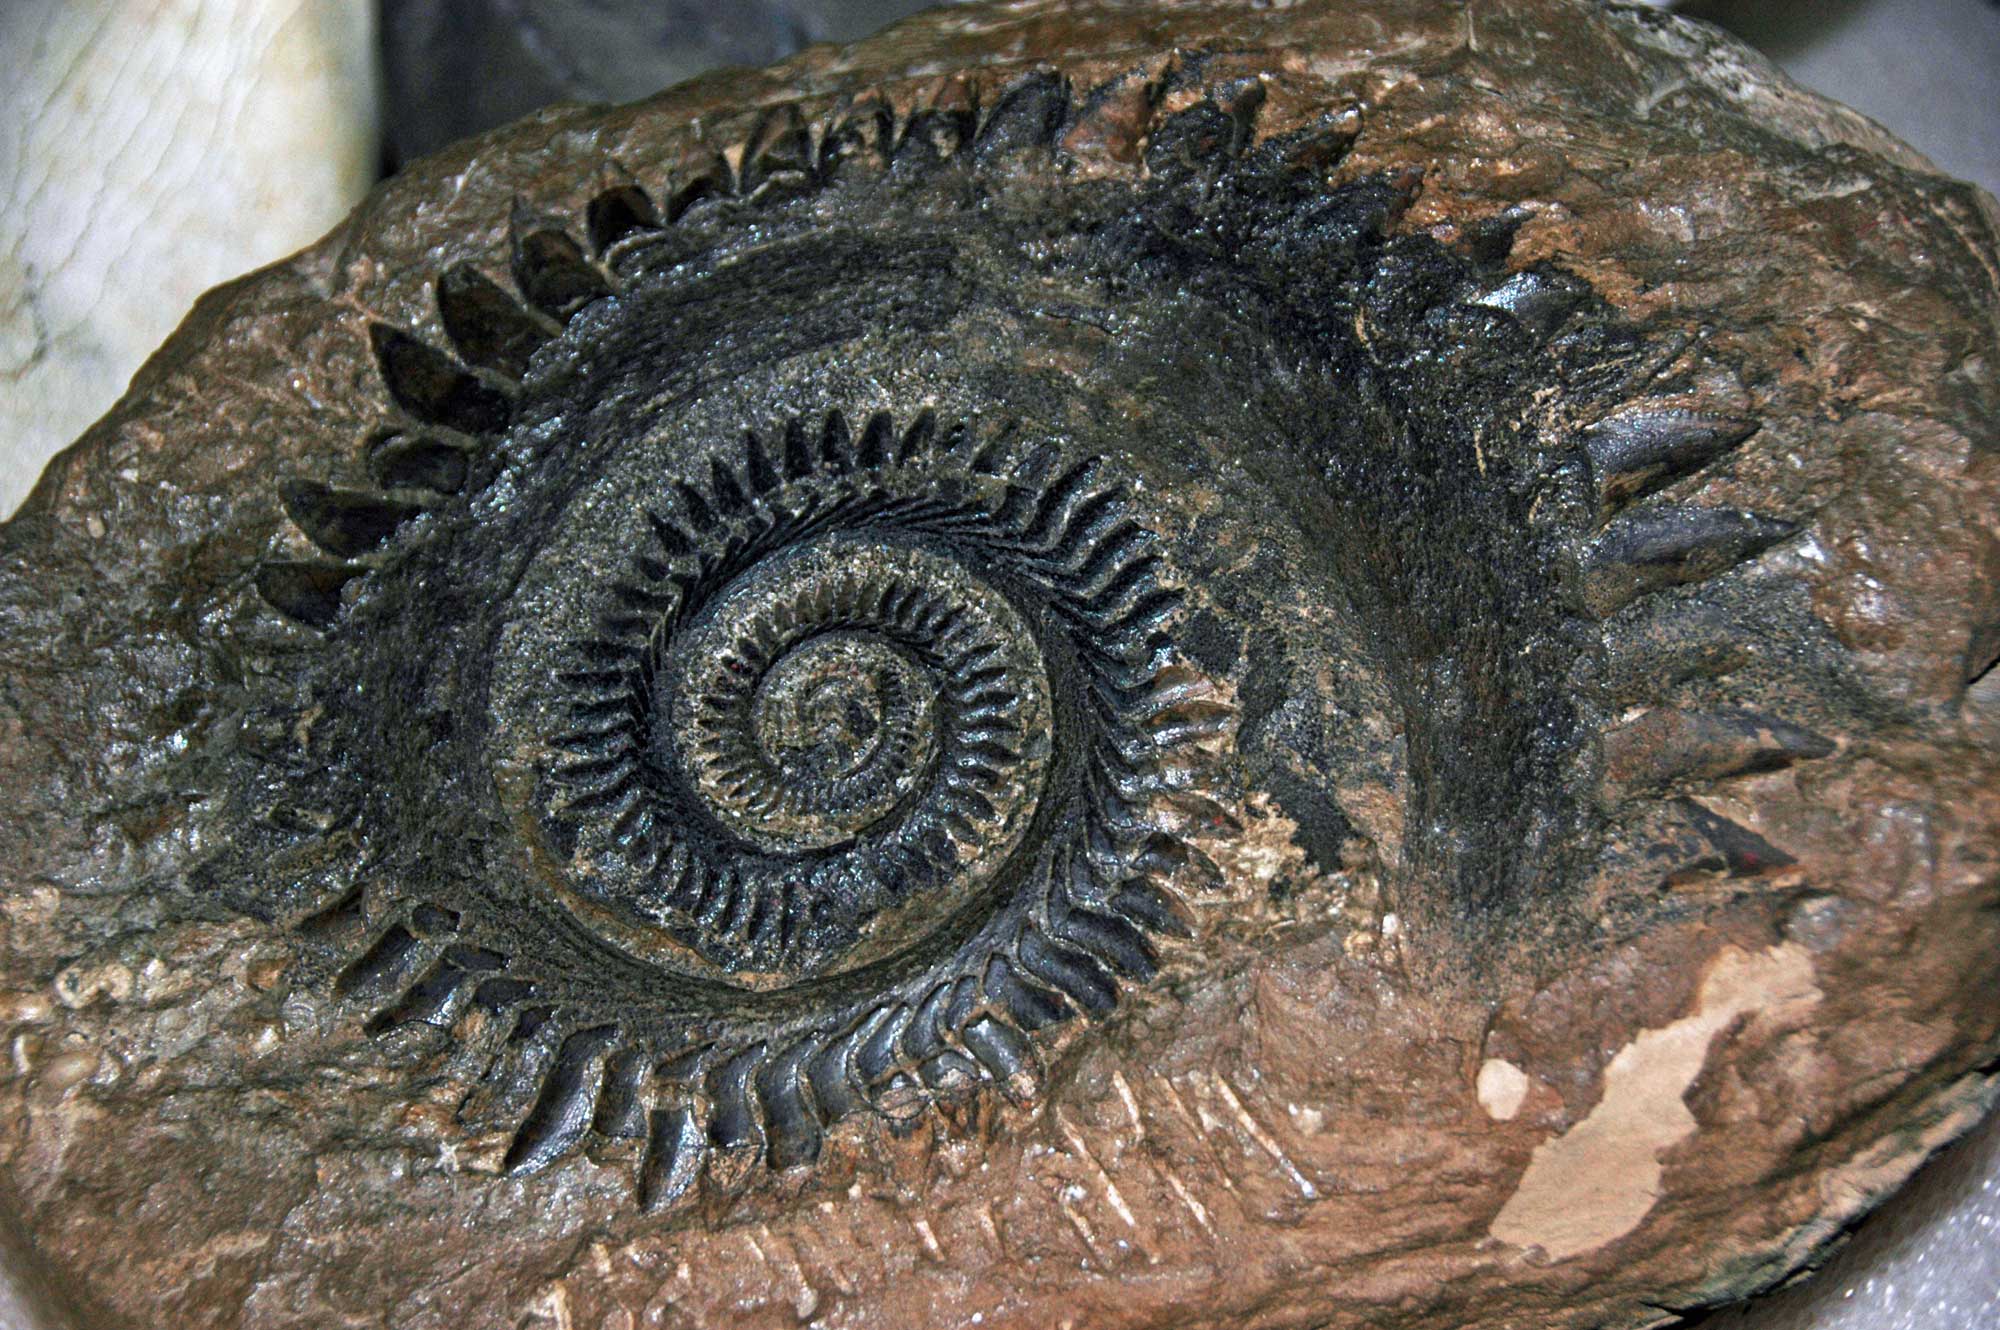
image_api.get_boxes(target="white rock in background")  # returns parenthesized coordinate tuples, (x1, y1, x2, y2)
(0, 0, 376, 519)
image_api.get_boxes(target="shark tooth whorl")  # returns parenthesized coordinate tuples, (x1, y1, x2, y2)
(227, 59, 1855, 1216)
(533, 410, 1177, 983)
(668, 542, 1045, 857)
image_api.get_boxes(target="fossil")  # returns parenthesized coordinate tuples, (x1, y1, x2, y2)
(2, 2, 1998, 1328)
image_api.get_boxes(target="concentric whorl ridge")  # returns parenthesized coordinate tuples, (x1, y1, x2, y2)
(669, 541, 1047, 858)
(541, 408, 1190, 983)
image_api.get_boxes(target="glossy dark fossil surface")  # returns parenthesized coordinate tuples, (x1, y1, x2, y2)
(1, 3, 1998, 1329)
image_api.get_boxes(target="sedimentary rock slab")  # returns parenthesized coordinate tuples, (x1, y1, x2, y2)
(0, 3, 1996, 1328)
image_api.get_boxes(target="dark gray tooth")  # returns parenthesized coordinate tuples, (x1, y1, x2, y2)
(755, 1041, 822, 1170)
(366, 431, 471, 495)
(1582, 506, 1798, 617)
(1600, 595, 1760, 704)
(704, 1045, 766, 1152)
(509, 226, 610, 322)
(503, 1026, 619, 1175)
(1583, 410, 1759, 515)
(1469, 269, 1588, 338)
(1017, 925, 1119, 1016)
(436, 263, 555, 380)
(638, 1103, 706, 1213)
(593, 1047, 651, 1140)
(1604, 706, 1836, 795)
(585, 185, 661, 256)
(974, 69, 1069, 158)
(368, 323, 513, 434)
(960, 1015, 1034, 1087)
(255, 559, 363, 628)
(279, 478, 422, 559)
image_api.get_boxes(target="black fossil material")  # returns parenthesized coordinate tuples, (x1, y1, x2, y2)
(182, 66, 1826, 1207)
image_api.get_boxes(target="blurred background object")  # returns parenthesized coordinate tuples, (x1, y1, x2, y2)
(1675, 0, 1999, 196)
(380, 0, 950, 164)
(0, 2, 1995, 1328)
(0, 0, 377, 518)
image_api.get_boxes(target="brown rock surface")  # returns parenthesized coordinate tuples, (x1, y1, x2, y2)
(1, 2, 1997, 1328)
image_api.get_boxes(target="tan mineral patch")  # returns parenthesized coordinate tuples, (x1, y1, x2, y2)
(1477, 1058, 1531, 1121)
(1489, 943, 1822, 1261)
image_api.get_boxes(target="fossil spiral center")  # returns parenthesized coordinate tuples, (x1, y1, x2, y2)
(666, 540, 1050, 866)
(717, 632, 938, 850)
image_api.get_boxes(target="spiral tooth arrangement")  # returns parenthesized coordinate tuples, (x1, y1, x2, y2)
(255, 62, 1357, 1201)
(256, 63, 1269, 629)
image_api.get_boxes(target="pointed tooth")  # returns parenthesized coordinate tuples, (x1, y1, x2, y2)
(470, 976, 536, 1011)
(365, 959, 469, 1033)
(674, 481, 716, 531)
(1143, 81, 1270, 176)
(708, 455, 747, 513)
(1583, 410, 1760, 515)
(586, 185, 660, 255)
(256, 560, 363, 629)
(511, 226, 610, 321)
(853, 1005, 910, 1086)
(455, 1007, 560, 1134)
(592, 1048, 648, 1144)
(1581, 506, 1798, 617)
(782, 418, 814, 479)
(857, 412, 895, 468)
(666, 151, 732, 219)
(1018, 926, 1119, 1016)
(503, 1026, 619, 1174)
(705, 1045, 766, 1152)
(916, 1050, 980, 1095)
(898, 409, 938, 461)
(974, 70, 1069, 158)
(1601, 595, 1760, 705)
(436, 263, 555, 379)
(367, 431, 470, 494)
(638, 1102, 706, 1212)
(1054, 907, 1158, 980)
(296, 887, 365, 940)
(1605, 706, 1835, 795)
(740, 105, 810, 192)
(894, 79, 976, 164)
(1470, 269, 1587, 338)
(755, 1042, 822, 1170)
(279, 478, 421, 559)
(806, 1015, 877, 1124)
(1111, 879, 1194, 938)
(820, 411, 854, 472)
(902, 984, 952, 1065)
(982, 954, 1072, 1031)
(818, 97, 892, 177)
(1663, 797, 1798, 881)
(961, 1015, 1035, 1093)
(743, 431, 780, 494)
(335, 923, 424, 997)
(368, 324, 512, 434)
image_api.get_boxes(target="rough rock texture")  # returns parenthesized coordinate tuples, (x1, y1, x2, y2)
(1, 3, 1997, 1329)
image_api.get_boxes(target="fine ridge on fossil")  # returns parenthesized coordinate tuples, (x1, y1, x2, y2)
(2, 3, 1997, 1328)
